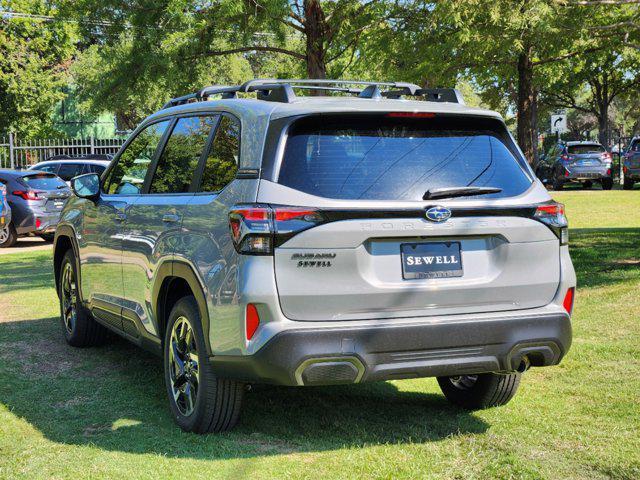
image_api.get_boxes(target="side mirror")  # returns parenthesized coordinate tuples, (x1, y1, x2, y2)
(71, 173, 100, 200)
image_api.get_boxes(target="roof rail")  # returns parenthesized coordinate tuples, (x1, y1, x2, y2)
(161, 79, 464, 109)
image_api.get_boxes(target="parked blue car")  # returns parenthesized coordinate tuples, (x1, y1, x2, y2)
(0, 182, 12, 246)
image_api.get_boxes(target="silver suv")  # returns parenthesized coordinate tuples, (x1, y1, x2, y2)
(53, 79, 576, 433)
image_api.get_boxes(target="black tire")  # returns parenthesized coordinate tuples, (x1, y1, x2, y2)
(39, 233, 55, 242)
(58, 250, 108, 347)
(164, 296, 244, 433)
(623, 178, 634, 190)
(601, 177, 613, 190)
(582, 180, 592, 189)
(437, 372, 521, 410)
(0, 223, 17, 248)
(552, 178, 564, 191)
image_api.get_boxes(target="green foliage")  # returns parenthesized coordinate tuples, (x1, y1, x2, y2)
(0, 0, 77, 138)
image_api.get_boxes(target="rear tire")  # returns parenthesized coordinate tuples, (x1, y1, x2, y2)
(553, 178, 564, 191)
(0, 223, 17, 248)
(437, 372, 521, 409)
(58, 250, 108, 347)
(164, 296, 244, 433)
(623, 178, 635, 190)
(601, 177, 613, 190)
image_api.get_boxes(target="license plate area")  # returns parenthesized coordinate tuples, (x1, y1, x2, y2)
(401, 242, 463, 280)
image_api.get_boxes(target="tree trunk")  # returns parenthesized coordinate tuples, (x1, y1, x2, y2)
(597, 108, 609, 147)
(304, 0, 328, 81)
(516, 48, 536, 165)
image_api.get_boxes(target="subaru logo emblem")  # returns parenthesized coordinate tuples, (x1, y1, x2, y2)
(425, 206, 451, 223)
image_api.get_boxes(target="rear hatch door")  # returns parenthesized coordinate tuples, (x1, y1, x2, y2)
(261, 113, 561, 321)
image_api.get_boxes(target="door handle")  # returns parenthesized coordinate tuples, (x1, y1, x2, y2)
(162, 214, 181, 223)
(115, 212, 127, 222)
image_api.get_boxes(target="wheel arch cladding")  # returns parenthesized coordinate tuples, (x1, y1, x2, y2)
(153, 261, 212, 355)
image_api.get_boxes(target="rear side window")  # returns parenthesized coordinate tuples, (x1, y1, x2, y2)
(277, 115, 532, 200)
(149, 116, 217, 194)
(21, 173, 66, 190)
(105, 120, 170, 195)
(199, 115, 240, 192)
(629, 140, 640, 152)
(568, 144, 604, 155)
(33, 164, 58, 174)
(56, 163, 87, 181)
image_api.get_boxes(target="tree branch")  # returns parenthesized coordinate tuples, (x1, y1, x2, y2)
(188, 46, 305, 61)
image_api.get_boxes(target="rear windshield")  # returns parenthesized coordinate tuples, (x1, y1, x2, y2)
(568, 144, 604, 155)
(277, 115, 532, 200)
(21, 173, 67, 190)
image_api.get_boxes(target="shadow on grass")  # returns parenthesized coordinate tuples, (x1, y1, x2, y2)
(0, 316, 488, 459)
(0, 250, 54, 294)
(570, 228, 640, 288)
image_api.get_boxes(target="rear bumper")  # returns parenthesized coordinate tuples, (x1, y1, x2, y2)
(564, 168, 609, 181)
(624, 167, 640, 180)
(14, 210, 60, 235)
(209, 310, 572, 386)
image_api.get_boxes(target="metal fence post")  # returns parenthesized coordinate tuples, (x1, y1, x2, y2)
(90, 135, 95, 154)
(8, 132, 15, 169)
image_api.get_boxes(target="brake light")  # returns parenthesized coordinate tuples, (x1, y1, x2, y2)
(624, 166, 628, 174)
(229, 205, 324, 255)
(606, 168, 611, 176)
(386, 112, 436, 118)
(534, 202, 568, 245)
(12, 190, 41, 201)
(563, 287, 575, 314)
(245, 303, 260, 340)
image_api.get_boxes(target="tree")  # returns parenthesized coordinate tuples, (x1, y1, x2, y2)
(0, 0, 77, 138)
(542, 48, 640, 147)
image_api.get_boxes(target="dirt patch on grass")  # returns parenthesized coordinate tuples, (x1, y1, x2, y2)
(0, 338, 107, 378)
(237, 433, 300, 454)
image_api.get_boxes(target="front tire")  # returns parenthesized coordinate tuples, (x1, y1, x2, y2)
(39, 233, 55, 242)
(552, 177, 564, 191)
(582, 180, 593, 189)
(164, 296, 244, 433)
(58, 250, 108, 346)
(437, 372, 521, 409)
(0, 223, 17, 248)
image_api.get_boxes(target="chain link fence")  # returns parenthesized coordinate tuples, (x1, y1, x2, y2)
(0, 133, 127, 170)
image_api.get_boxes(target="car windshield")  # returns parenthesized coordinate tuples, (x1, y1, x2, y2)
(21, 173, 67, 190)
(568, 144, 604, 155)
(277, 114, 532, 201)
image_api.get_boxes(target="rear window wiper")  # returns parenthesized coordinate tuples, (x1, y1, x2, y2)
(423, 186, 502, 200)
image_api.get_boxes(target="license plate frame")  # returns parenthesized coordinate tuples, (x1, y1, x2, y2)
(400, 242, 463, 280)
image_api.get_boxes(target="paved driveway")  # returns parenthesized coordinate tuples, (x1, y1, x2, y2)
(0, 237, 52, 255)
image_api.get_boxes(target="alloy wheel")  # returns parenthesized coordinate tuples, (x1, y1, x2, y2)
(169, 316, 200, 416)
(61, 262, 77, 334)
(0, 225, 9, 244)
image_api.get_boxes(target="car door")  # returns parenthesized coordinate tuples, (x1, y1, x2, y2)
(120, 115, 219, 338)
(78, 120, 171, 330)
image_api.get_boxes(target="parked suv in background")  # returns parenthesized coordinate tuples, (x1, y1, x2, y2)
(53, 79, 576, 433)
(623, 137, 640, 190)
(28, 154, 112, 185)
(0, 170, 71, 247)
(536, 141, 613, 190)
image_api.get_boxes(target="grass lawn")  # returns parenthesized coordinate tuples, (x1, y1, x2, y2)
(0, 190, 638, 479)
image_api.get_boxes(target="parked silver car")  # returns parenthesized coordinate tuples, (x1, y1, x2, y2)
(0, 170, 71, 247)
(53, 79, 576, 433)
(536, 141, 613, 190)
(623, 137, 639, 190)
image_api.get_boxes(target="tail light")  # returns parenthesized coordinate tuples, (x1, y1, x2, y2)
(534, 202, 568, 245)
(563, 287, 575, 314)
(606, 168, 611, 176)
(12, 190, 42, 201)
(229, 204, 324, 255)
(624, 166, 628, 174)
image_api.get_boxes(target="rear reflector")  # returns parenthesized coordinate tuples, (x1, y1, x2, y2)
(35, 218, 41, 229)
(245, 304, 260, 340)
(563, 287, 575, 314)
